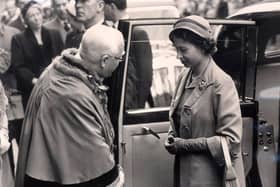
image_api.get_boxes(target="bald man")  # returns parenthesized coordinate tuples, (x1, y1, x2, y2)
(15, 25, 124, 187)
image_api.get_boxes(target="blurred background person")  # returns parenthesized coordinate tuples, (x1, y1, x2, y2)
(104, 0, 154, 108)
(65, 1, 84, 33)
(65, 0, 106, 48)
(216, 0, 229, 18)
(16, 0, 27, 10)
(174, 0, 198, 17)
(104, 0, 129, 27)
(227, 0, 244, 15)
(0, 81, 14, 187)
(11, 1, 63, 109)
(44, 0, 71, 44)
(0, 14, 24, 145)
(3, 0, 26, 31)
(0, 15, 22, 187)
(2, 0, 19, 25)
(41, 2, 55, 23)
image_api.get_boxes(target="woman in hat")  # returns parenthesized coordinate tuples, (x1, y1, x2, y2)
(11, 1, 64, 109)
(164, 15, 245, 187)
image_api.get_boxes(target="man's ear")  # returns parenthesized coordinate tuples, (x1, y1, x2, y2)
(110, 3, 117, 11)
(97, 0, 105, 12)
(100, 54, 109, 68)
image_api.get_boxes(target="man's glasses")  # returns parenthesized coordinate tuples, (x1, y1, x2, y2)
(105, 54, 125, 62)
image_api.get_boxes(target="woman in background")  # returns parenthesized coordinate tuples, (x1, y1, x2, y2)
(11, 1, 63, 108)
(164, 15, 245, 187)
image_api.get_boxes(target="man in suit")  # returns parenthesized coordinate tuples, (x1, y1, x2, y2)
(104, 0, 128, 28)
(65, 0, 106, 48)
(104, 0, 154, 108)
(44, 0, 70, 44)
(3, 0, 25, 31)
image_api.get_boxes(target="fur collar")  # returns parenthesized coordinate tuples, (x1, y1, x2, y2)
(50, 55, 109, 107)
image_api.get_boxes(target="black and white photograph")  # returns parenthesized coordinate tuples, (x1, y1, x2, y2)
(0, 0, 279, 187)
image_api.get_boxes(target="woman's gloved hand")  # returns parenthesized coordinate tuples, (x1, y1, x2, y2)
(165, 137, 208, 154)
(164, 135, 177, 154)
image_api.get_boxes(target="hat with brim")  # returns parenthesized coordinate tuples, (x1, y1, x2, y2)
(169, 15, 213, 41)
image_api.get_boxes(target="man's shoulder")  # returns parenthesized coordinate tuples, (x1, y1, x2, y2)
(43, 26, 60, 35)
(12, 30, 25, 41)
(65, 29, 84, 48)
(9, 16, 25, 31)
(4, 25, 20, 35)
(44, 18, 59, 28)
(56, 85, 97, 110)
(207, 61, 235, 89)
(42, 27, 64, 45)
(66, 29, 81, 37)
(50, 70, 93, 100)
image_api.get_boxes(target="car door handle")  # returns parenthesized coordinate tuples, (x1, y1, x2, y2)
(142, 127, 160, 139)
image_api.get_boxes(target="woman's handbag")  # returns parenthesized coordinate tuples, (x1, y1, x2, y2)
(221, 137, 240, 187)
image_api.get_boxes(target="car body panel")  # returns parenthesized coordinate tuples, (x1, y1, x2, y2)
(213, 2, 280, 186)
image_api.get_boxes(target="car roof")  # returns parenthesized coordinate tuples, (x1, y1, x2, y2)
(230, 1, 280, 19)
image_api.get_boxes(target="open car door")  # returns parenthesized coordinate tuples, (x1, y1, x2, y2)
(106, 18, 264, 187)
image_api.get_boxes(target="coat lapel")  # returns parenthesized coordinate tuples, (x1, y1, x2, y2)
(183, 79, 211, 107)
(183, 59, 215, 107)
(170, 69, 190, 115)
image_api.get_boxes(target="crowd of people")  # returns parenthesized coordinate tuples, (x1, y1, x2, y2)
(0, 0, 259, 187)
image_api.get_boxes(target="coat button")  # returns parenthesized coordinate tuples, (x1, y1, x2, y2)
(184, 108, 191, 115)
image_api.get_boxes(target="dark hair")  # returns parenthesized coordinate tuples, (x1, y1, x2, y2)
(21, 0, 39, 18)
(170, 29, 217, 55)
(104, 0, 127, 10)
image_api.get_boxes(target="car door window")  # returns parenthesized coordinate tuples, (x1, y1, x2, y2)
(125, 24, 183, 111)
(265, 34, 280, 61)
(122, 20, 256, 125)
(214, 26, 243, 92)
(214, 24, 257, 99)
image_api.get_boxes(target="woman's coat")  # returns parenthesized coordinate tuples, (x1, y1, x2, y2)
(11, 27, 63, 107)
(169, 59, 245, 187)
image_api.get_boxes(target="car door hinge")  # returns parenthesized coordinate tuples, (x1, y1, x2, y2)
(121, 142, 126, 154)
